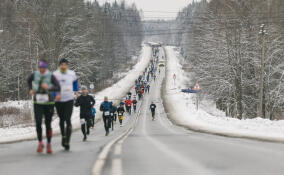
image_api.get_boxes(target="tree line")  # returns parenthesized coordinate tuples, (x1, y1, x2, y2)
(0, 0, 143, 101)
(174, 0, 284, 119)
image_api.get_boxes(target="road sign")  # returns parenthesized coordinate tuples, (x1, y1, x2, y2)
(193, 82, 201, 91)
(90, 84, 94, 90)
(181, 89, 198, 94)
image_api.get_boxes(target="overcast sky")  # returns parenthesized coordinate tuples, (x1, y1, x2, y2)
(94, 0, 193, 19)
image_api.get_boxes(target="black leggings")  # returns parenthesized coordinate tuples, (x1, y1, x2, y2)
(81, 116, 91, 136)
(103, 115, 111, 133)
(34, 104, 54, 143)
(55, 100, 74, 143)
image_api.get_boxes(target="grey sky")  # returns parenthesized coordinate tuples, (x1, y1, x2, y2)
(94, 0, 192, 19)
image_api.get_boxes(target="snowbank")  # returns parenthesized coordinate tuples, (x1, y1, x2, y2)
(0, 45, 152, 143)
(164, 46, 284, 142)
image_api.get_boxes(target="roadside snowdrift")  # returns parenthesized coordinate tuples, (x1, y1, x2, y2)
(164, 46, 284, 142)
(0, 45, 151, 143)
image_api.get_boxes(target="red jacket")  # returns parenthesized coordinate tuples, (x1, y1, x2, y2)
(125, 99, 132, 107)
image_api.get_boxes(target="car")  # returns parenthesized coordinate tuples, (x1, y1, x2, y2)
(158, 60, 165, 67)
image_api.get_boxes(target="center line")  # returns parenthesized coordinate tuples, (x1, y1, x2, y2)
(114, 144, 122, 155)
(112, 158, 123, 175)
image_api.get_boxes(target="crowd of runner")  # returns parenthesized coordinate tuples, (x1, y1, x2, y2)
(27, 47, 160, 154)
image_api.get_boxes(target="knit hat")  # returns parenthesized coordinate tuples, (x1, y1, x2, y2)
(59, 58, 69, 65)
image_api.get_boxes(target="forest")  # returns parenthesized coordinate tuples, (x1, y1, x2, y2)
(0, 0, 143, 101)
(174, 0, 284, 119)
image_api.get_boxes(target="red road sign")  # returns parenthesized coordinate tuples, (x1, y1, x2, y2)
(193, 82, 201, 90)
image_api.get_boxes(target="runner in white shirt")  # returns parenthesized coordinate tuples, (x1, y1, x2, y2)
(54, 58, 79, 151)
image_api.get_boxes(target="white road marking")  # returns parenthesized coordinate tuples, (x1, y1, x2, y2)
(112, 158, 123, 175)
(114, 144, 122, 155)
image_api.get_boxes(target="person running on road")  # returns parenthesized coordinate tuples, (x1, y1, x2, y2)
(75, 86, 95, 141)
(137, 89, 142, 100)
(150, 102, 157, 121)
(110, 102, 117, 130)
(117, 104, 125, 127)
(28, 59, 60, 154)
(147, 84, 150, 93)
(127, 92, 132, 99)
(132, 97, 137, 113)
(54, 58, 79, 150)
(100, 96, 112, 136)
(125, 98, 132, 114)
(91, 106, 96, 128)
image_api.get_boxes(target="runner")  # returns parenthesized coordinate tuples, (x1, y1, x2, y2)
(75, 86, 96, 141)
(125, 98, 132, 114)
(54, 58, 79, 150)
(91, 106, 96, 128)
(138, 89, 142, 100)
(132, 97, 137, 113)
(100, 96, 112, 136)
(127, 92, 132, 99)
(110, 102, 117, 131)
(117, 104, 125, 127)
(147, 84, 150, 93)
(27, 59, 60, 154)
(150, 101, 157, 121)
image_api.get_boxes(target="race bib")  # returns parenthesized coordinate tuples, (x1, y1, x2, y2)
(104, 111, 110, 116)
(119, 112, 123, 116)
(80, 119, 85, 125)
(36, 94, 49, 103)
(62, 85, 73, 92)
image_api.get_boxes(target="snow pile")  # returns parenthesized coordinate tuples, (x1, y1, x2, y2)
(164, 46, 284, 142)
(0, 45, 152, 143)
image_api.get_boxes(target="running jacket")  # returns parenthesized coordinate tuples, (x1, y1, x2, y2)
(75, 95, 96, 117)
(150, 104, 156, 112)
(27, 70, 60, 105)
(100, 101, 112, 112)
(53, 69, 79, 102)
(117, 107, 125, 116)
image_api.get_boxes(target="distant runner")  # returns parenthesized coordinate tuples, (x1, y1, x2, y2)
(132, 97, 137, 113)
(150, 102, 157, 121)
(117, 104, 125, 127)
(28, 59, 60, 154)
(100, 96, 112, 136)
(91, 106, 96, 128)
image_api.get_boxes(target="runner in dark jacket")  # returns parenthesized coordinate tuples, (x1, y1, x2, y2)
(100, 96, 112, 136)
(117, 104, 125, 126)
(75, 86, 95, 141)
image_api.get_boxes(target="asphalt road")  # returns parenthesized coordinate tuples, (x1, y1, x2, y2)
(1, 48, 284, 175)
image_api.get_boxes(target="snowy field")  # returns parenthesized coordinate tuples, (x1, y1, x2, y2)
(164, 46, 284, 142)
(0, 45, 151, 143)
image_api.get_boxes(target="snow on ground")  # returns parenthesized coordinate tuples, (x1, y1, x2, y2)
(0, 45, 152, 143)
(164, 46, 284, 142)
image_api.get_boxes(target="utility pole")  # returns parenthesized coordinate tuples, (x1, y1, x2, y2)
(258, 24, 267, 118)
